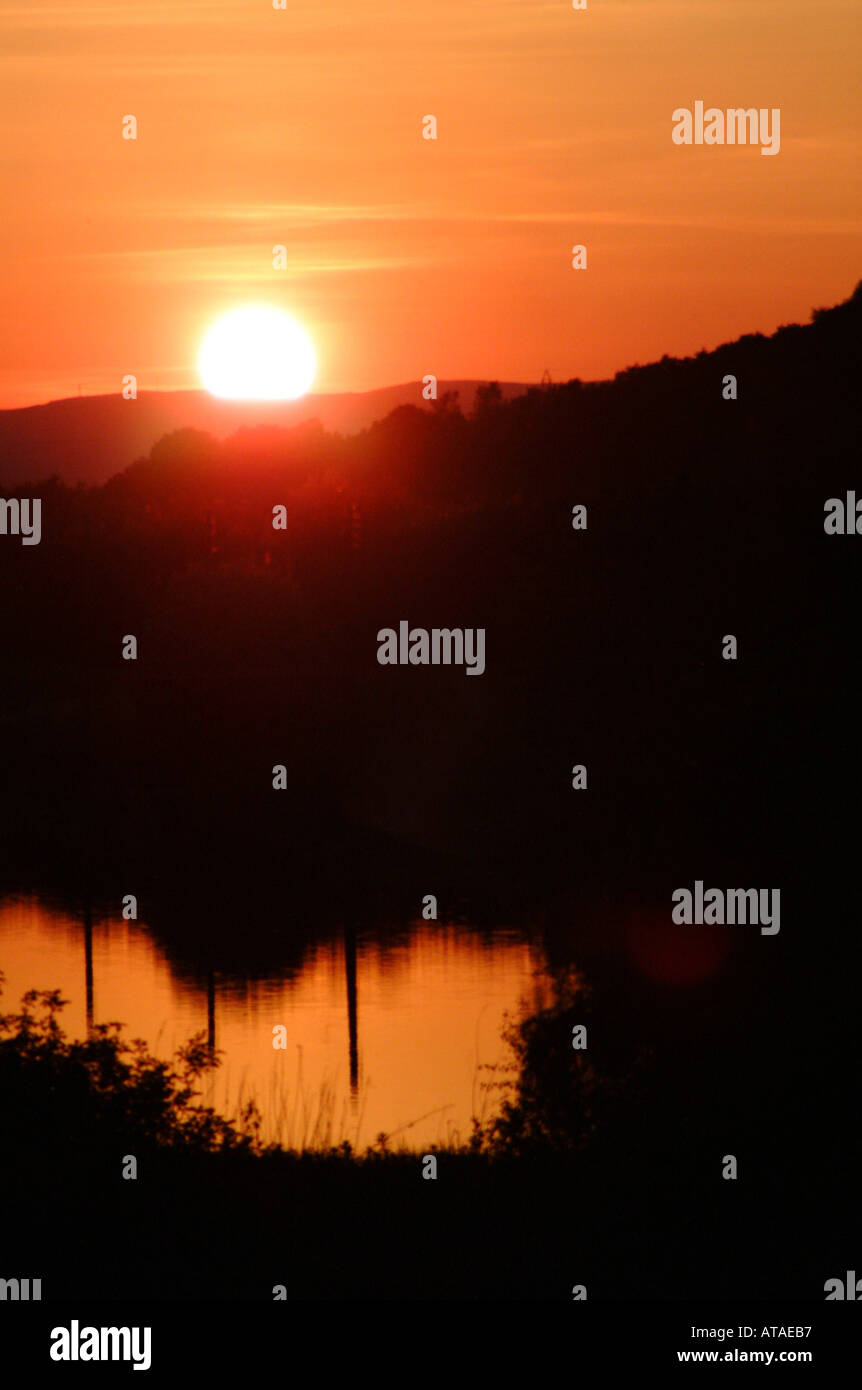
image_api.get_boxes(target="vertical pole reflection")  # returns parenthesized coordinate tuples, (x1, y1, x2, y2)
(83, 901, 94, 1034)
(344, 925, 358, 1096)
(207, 969, 216, 1060)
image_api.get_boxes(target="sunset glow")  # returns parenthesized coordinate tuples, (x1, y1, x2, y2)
(0, 0, 859, 406)
(198, 307, 316, 400)
(0, 0, 859, 1326)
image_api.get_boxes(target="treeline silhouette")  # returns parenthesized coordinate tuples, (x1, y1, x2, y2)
(1, 290, 860, 1297)
(1, 286, 858, 901)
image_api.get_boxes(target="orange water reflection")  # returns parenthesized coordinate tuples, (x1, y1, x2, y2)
(0, 896, 551, 1151)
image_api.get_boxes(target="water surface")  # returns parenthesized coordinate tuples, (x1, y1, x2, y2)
(0, 895, 551, 1150)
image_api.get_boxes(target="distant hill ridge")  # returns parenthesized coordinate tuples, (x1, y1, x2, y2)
(0, 381, 528, 486)
(1, 283, 860, 486)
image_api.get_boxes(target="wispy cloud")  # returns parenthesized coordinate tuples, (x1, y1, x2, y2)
(198, 204, 425, 227)
(73, 243, 427, 283)
(0, 1, 239, 27)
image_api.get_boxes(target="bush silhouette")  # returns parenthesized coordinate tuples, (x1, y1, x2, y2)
(0, 975, 260, 1161)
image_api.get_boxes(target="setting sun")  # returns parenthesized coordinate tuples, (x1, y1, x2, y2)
(198, 307, 316, 401)
(1, 0, 857, 1332)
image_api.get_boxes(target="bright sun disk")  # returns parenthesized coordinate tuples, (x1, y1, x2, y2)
(198, 307, 316, 400)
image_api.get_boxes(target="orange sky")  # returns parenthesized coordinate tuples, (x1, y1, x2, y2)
(1, 0, 860, 408)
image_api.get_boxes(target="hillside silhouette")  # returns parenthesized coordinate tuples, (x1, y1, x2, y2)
(0, 380, 529, 486)
(2, 289, 860, 1303)
(0, 284, 859, 934)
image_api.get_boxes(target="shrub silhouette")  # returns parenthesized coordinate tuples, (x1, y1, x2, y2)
(475, 967, 634, 1156)
(0, 975, 260, 1161)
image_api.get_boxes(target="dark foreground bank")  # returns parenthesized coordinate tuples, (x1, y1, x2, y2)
(1, 969, 856, 1302)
